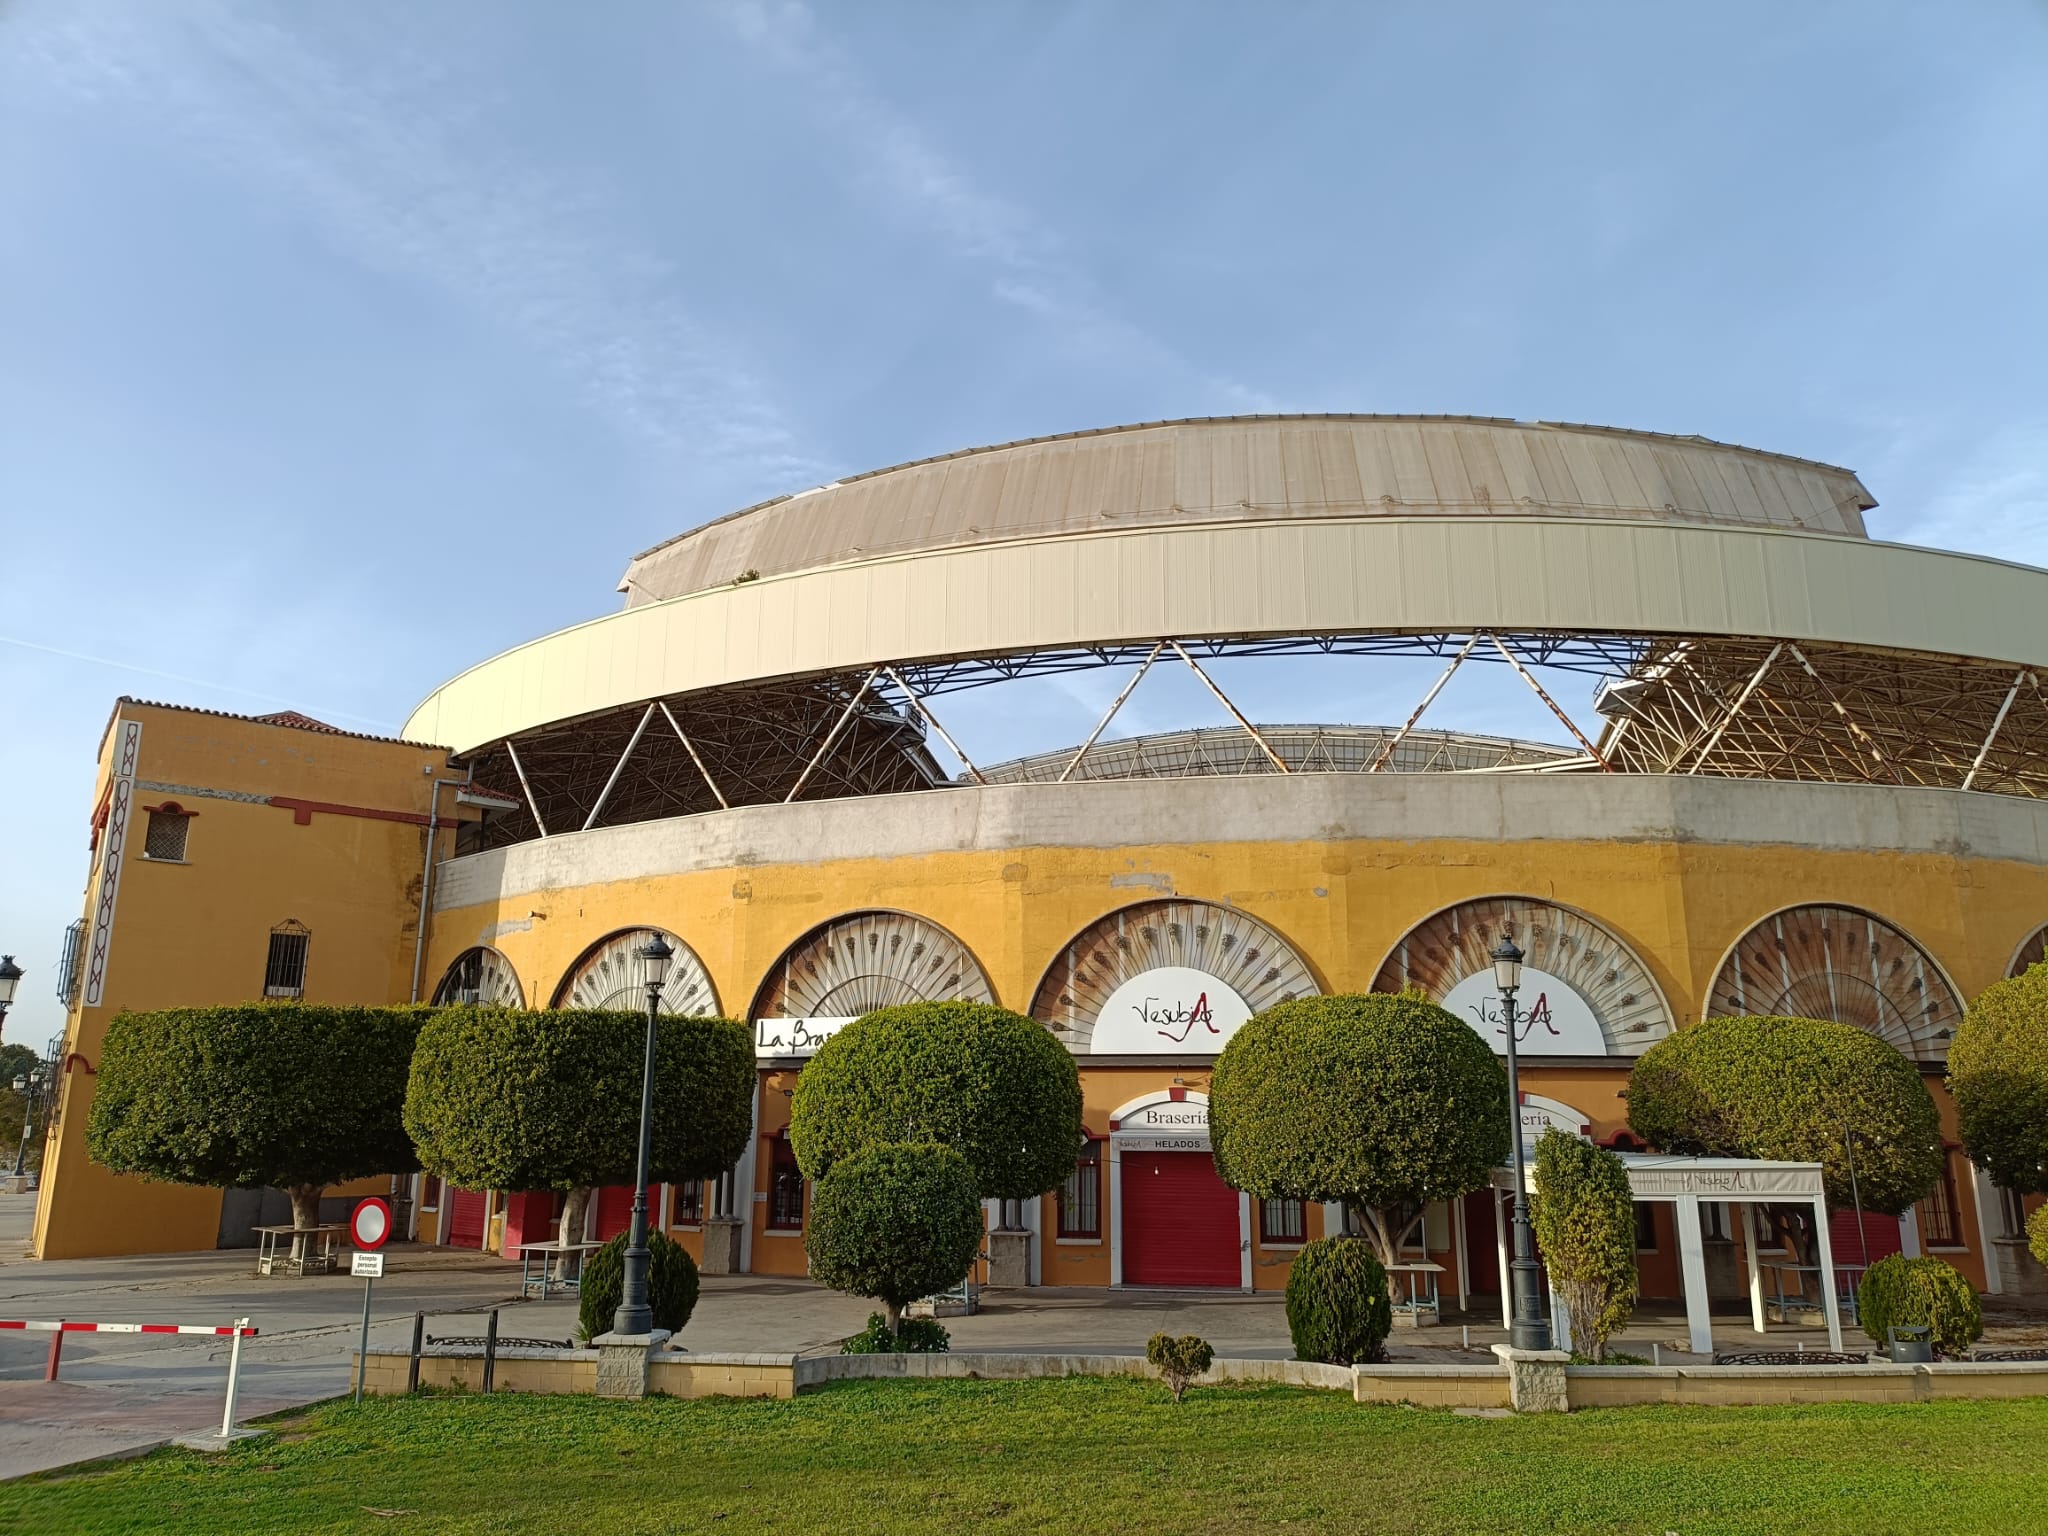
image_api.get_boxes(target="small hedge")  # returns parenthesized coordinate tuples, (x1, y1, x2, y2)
(841, 1315, 950, 1354)
(2029, 1203, 2048, 1269)
(1529, 1129, 1639, 1362)
(576, 1229, 701, 1343)
(1855, 1254, 1983, 1356)
(1284, 1237, 1393, 1366)
(1146, 1333, 1214, 1404)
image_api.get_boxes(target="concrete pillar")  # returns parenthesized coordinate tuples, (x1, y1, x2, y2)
(592, 1328, 671, 1400)
(1675, 1194, 1714, 1357)
(1491, 1344, 1570, 1413)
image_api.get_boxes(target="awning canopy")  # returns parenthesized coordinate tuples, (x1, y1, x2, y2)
(1491, 1152, 1826, 1203)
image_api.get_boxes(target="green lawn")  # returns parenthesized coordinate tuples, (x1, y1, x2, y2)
(4, 1378, 2044, 1535)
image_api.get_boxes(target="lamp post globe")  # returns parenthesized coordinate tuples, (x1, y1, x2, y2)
(612, 933, 673, 1339)
(1491, 934, 1553, 1353)
(0, 954, 24, 1012)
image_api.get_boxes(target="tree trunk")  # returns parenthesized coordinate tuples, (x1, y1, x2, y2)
(287, 1184, 324, 1263)
(555, 1187, 593, 1281)
(1353, 1204, 1400, 1269)
(883, 1298, 904, 1338)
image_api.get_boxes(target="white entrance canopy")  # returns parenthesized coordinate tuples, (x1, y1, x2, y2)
(1489, 1153, 1842, 1355)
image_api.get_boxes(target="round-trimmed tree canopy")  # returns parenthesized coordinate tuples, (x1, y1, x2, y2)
(1626, 1015, 1944, 1214)
(1208, 993, 1510, 1212)
(87, 1004, 427, 1191)
(1947, 963, 2048, 1194)
(804, 1141, 984, 1317)
(788, 1002, 1082, 1200)
(404, 1007, 754, 1193)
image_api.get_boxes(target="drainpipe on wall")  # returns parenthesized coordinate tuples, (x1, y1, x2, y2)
(409, 775, 472, 1004)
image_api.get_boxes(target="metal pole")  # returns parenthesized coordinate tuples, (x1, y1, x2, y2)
(1843, 1121, 1868, 1325)
(614, 977, 662, 1337)
(10, 1078, 33, 1179)
(354, 1277, 373, 1404)
(407, 1312, 425, 1395)
(220, 1319, 249, 1436)
(1501, 989, 1552, 1351)
(482, 1308, 499, 1394)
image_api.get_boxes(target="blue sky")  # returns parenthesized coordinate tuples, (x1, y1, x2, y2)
(3, 2, 2045, 1049)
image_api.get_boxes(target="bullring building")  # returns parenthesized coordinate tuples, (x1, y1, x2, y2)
(30, 416, 2048, 1308)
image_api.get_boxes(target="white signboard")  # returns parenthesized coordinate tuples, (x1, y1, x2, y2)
(1115, 1097, 1213, 1151)
(755, 1016, 858, 1059)
(1519, 1094, 1592, 1154)
(1091, 968, 1253, 1054)
(351, 1250, 385, 1279)
(1441, 966, 1609, 1056)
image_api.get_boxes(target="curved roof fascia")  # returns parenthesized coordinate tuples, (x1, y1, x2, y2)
(406, 517, 2048, 753)
(619, 417, 1876, 605)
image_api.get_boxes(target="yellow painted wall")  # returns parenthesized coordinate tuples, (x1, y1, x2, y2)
(34, 703, 458, 1259)
(425, 828, 2047, 1291)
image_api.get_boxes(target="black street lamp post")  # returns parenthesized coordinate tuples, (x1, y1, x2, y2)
(612, 933, 672, 1338)
(1492, 935, 1553, 1352)
(2, 955, 37, 1181)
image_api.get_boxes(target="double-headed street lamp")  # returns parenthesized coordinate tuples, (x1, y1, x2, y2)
(1491, 934, 1553, 1352)
(613, 932, 673, 1339)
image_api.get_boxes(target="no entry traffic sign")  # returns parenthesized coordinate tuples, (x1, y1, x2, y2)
(351, 1197, 393, 1251)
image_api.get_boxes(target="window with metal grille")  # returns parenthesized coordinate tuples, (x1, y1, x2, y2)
(1259, 1197, 1307, 1245)
(1057, 1139, 1102, 1238)
(767, 1138, 804, 1231)
(1917, 1155, 1964, 1248)
(264, 921, 310, 998)
(671, 1180, 705, 1227)
(143, 809, 191, 862)
(55, 919, 86, 1006)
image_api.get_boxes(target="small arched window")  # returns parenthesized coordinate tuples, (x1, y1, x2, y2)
(142, 802, 195, 862)
(265, 919, 311, 999)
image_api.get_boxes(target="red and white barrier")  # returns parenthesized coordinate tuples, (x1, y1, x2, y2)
(3, 1318, 259, 1442)
(1, 1320, 259, 1337)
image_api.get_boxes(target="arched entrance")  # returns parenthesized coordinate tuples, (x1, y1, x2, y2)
(1108, 1090, 1249, 1290)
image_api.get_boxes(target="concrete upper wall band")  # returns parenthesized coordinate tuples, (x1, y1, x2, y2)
(619, 416, 1877, 603)
(404, 516, 2048, 753)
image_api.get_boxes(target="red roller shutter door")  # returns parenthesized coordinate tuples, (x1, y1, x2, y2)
(1122, 1150, 1240, 1287)
(594, 1184, 638, 1242)
(446, 1188, 488, 1249)
(1830, 1209, 1902, 1269)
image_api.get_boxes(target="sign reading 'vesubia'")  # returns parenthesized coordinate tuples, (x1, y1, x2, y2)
(1440, 966, 1609, 1056)
(1090, 968, 1254, 1054)
(754, 1017, 858, 1059)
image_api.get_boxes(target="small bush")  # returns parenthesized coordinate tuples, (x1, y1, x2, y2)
(1284, 1237, 1393, 1365)
(805, 1143, 985, 1332)
(1855, 1255, 1983, 1356)
(1145, 1333, 1214, 1404)
(1529, 1130, 1640, 1362)
(576, 1229, 701, 1343)
(2030, 1203, 2048, 1269)
(840, 1314, 951, 1354)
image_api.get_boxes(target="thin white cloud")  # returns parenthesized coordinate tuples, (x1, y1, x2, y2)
(1892, 424, 2048, 572)
(714, 0, 1279, 413)
(6, 0, 828, 485)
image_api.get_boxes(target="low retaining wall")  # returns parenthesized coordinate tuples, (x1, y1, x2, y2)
(351, 1347, 2048, 1412)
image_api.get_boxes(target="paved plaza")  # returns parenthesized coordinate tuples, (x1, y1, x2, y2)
(6, 1192, 2046, 1480)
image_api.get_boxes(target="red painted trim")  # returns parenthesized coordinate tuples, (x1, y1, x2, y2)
(140, 801, 196, 817)
(62, 1053, 96, 1076)
(268, 797, 450, 829)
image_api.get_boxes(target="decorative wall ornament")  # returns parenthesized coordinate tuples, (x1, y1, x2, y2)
(1705, 904, 1961, 1062)
(1031, 900, 1319, 1055)
(552, 927, 718, 1016)
(1373, 897, 1673, 1056)
(432, 945, 526, 1009)
(751, 910, 993, 1058)
(82, 720, 142, 1010)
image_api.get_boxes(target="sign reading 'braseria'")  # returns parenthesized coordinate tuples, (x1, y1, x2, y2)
(1091, 967, 1254, 1054)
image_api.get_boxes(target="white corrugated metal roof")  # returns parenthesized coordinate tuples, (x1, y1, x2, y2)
(620, 416, 1875, 606)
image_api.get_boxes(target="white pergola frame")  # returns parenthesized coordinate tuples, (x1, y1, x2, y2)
(1490, 1153, 1842, 1355)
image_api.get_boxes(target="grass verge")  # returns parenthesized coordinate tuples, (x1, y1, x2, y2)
(2, 1376, 2043, 1534)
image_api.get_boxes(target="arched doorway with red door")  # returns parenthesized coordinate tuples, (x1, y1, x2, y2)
(1109, 1090, 1250, 1290)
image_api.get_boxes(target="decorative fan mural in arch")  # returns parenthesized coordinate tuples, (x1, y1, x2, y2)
(431, 945, 525, 1008)
(751, 910, 994, 1058)
(1372, 898, 1673, 1057)
(1705, 904, 1961, 1062)
(2009, 924, 2048, 979)
(1030, 900, 1320, 1056)
(551, 928, 719, 1016)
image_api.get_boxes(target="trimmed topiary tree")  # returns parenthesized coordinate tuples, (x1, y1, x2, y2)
(405, 1007, 753, 1258)
(1145, 1333, 1214, 1404)
(87, 1004, 427, 1255)
(1528, 1128, 1639, 1362)
(805, 1142, 984, 1335)
(1284, 1237, 1393, 1365)
(1948, 963, 2048, 1198)
(576, 1229, 701, 1343)
(1209, 993, 1510, 1266)
(788, 1002, 1082, 1200)
(1627, 1015, 1944, 1272)
(1855, 1254, 1983, 1356)
(2029, 1202, 2048, 1269)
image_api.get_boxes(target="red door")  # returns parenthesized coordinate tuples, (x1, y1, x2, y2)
(1830, 1209, 1902, 1269)
(446, 1188, 488, 1249)
(594, 1184, 635, 1241)
(1122, 1150, 1241, 1286)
